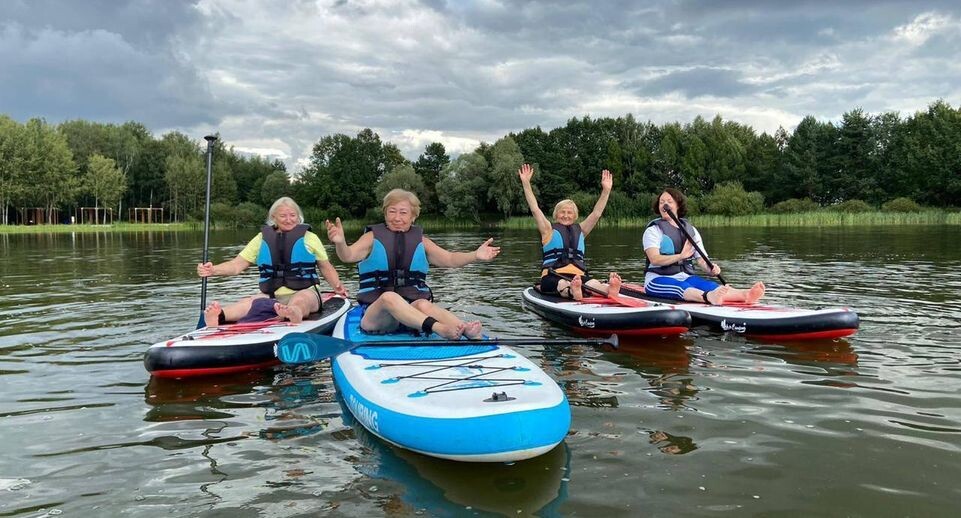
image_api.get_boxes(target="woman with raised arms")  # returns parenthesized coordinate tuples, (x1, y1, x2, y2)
(518, 163, 621, 300)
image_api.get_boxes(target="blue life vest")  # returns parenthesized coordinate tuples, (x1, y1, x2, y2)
(645, 218, 697, 276)
(356, 223, 431, 304)
(257, 224, 320, 295)
(542, 222, 587, 274)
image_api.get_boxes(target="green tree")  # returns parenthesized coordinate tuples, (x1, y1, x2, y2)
(486, 136, 525, 217)
(0, 116, 26, 225)
(261, 170, 291, 206)
(780, 116, 824, 203)
(85, 154, 127, 223)
(413, 142, 449, 212)
(653, 123, 683, 189)
(126, 138, 168, 212)
(297, 129, 407, 217)
(616, 115, 657, 197)
(164, 150, 203, 222)
(888, 100, 961, 206)
(437, 153, 488, 221)
(832, 108, 876, 202)
(375, 163, 428, 207)
(23, 118, 77, 223)
(210, 160, 238, 208)
(701, 181, 764, 216)
(512, 126, 575, 209)
(742, 132, 780, 203)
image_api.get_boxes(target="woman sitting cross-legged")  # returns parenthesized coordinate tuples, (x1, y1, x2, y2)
(326, 189, 500, 340)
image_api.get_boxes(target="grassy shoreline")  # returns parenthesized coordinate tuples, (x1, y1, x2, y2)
(2, 210, 958, 234)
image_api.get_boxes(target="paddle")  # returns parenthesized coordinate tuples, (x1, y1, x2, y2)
(546, 268, 647, 307)
(196, 135, 218, 329)
(662, 204, 727, 285)
(275, 332, 619, 364)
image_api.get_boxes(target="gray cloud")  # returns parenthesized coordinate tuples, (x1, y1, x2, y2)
(636, 67, 757, 98)
(2, 0, 960, 170)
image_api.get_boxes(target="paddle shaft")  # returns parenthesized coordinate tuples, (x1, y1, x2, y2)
(197, 135, 218, 328)
(276, 332, 618, 364)
(662, 204, 727, 285)
(545, 268, 650, 307)
(334, 336, 618, 348)
(546, 268, 609, 299)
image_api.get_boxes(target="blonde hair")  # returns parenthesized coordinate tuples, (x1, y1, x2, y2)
(552, 199, 578, 220)
(266, 197, 305, 226)
(382, 189, 421, 219)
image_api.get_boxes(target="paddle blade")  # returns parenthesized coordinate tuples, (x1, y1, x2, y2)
(608, 293, 647, 308)
(275, 333, 353, 364)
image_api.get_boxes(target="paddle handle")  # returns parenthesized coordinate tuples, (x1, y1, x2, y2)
(662, 204, 727, 285)
(197, 135, 218, 328)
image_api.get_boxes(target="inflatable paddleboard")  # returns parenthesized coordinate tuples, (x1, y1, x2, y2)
(330, 305, 571, 462)
(622, 284, 859, 340)
(521, 287, 691, 336)
(144, 294, 350, 378)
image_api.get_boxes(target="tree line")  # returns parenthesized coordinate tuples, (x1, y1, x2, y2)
(1, 99, 959, 226)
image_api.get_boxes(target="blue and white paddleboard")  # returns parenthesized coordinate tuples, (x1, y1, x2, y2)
(331, 306, 571, 462)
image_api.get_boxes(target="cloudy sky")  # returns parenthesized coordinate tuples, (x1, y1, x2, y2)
(3, 0, 960, 172)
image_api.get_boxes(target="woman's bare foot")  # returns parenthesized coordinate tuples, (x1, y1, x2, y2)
(608, 272, 622, 297)
(274, 302, 304, 323)
(745, 282, 766, 304)
(571, 275, 584, 300)
(433, 321, 464, 340)
(203, 301, 222, 328)
(705, 285, 731, 305)
(462, 321, 483, 339)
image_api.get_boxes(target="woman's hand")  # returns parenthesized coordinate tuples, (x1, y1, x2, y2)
(518, 163, 534, 184)
(325, 218, 345, 244)
(197, 262, 214, 278)
(474, 238, 501, 261)
(600, 169, 612, 192)
(333, 283, 349, 298)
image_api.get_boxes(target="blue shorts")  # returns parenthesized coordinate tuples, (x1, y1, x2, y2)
(645, 275, 719, 301)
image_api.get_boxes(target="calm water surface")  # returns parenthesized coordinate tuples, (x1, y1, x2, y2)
(1, 226, 960, 517)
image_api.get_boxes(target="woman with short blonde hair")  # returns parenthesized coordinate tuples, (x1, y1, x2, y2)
(519, 164, 621, 300)
(327, 189, 500, 340)
(196, 197, 348, 326)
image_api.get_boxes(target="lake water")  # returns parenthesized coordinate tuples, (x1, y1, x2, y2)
(1, 225, 960, 517)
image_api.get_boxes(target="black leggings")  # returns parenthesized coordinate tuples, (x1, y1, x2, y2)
(537, 272, 594, 298)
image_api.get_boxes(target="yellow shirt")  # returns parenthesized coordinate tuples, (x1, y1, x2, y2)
(239, 230, 330, 297)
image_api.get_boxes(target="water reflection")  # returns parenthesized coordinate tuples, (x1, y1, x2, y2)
(608, 336, 696, 412)
(342, 399, 571, 517)
(749, 339, 859, 371)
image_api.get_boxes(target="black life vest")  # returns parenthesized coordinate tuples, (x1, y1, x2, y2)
(356, 223, 431, 304)
(541, 222, 587, 274)
(644, 218, 697, 276)
(256, 224, 320, 295)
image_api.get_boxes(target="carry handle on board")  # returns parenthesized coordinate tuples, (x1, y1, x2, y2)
(274, 332, 619, 364)
(662, 204, 727, 285)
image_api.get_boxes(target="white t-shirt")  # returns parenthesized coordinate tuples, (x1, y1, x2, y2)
(641, 223, 706, 285)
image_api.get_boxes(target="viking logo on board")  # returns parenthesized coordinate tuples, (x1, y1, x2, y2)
(578, 316, 596, 328)
(720, 319, 747, 333)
